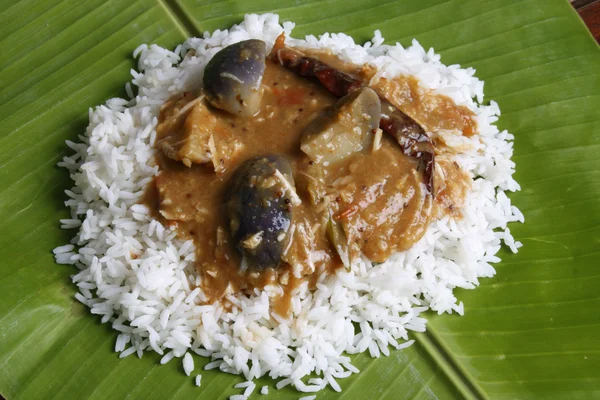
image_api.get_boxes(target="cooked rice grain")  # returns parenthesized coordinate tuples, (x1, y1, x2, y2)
(55, 13, 522, 395)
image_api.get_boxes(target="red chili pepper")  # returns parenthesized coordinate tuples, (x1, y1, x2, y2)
(336, 204, 360, 220)
(269, 35, 435, 194)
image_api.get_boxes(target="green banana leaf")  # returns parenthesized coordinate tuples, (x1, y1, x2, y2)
(1, 0, 599, 398)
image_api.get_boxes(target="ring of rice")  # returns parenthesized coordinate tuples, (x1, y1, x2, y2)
(54, 13, 523, 396)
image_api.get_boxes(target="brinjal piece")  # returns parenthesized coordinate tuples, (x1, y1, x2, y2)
(300, 87, 381, 164)
(227, 155, 299, 270)
(203, 39, 267, 116)
(270, 37, 436, 193)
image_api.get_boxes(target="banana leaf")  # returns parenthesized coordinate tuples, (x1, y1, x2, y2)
(1, 0, 599, 398)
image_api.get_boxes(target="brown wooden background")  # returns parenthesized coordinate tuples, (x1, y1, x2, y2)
(572, 0, 600, 42)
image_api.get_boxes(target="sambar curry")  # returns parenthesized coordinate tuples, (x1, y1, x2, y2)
(143, 36, 475, 316)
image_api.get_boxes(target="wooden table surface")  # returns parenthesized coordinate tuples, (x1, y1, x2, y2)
(572, 0, 600, 42)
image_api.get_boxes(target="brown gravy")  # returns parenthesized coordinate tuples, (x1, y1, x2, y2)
(372, 76, 477, 137)
(143, 51, 475, 316)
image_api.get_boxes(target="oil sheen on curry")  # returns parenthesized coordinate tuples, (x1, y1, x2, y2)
(144, 36, 475, 316)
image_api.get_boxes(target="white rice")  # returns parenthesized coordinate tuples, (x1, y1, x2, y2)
(234, 380, 257, 398)
(55, 13, 523, 395)
(195, 374, 202, 387)
(183, 352, 194, 376)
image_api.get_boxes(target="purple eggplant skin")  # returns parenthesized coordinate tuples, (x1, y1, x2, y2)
(226, 155, 295, 271)
(203, 39, 267, 116)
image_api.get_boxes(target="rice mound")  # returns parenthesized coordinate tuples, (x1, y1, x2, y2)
(54, 13, 523, 396)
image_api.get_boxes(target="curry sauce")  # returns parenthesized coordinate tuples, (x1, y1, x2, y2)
(143, 47, 475, 316)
